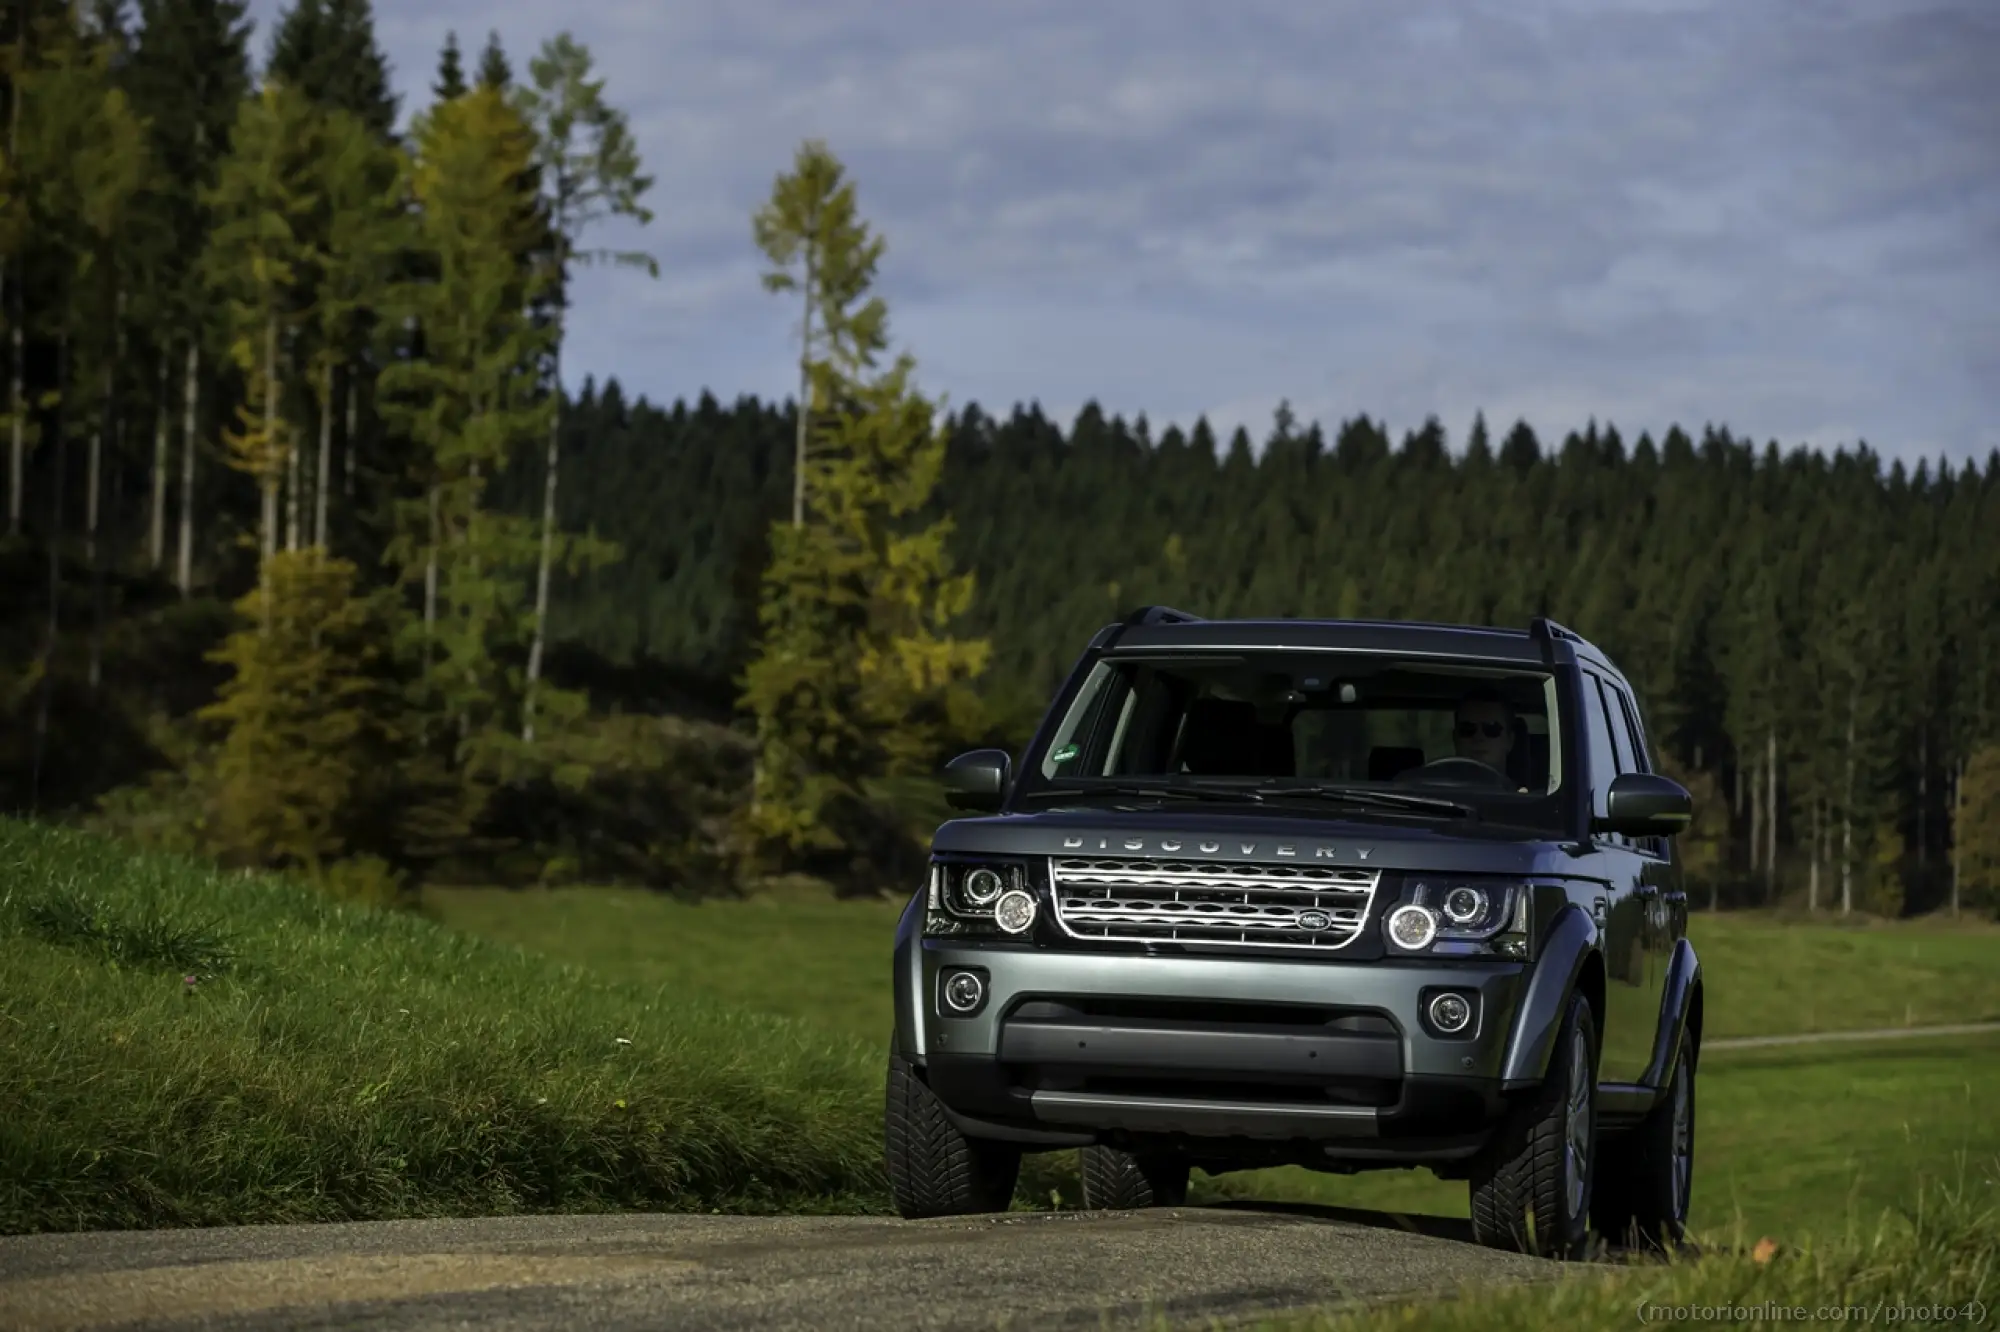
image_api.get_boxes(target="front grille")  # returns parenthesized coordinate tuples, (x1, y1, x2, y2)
(1049, 857, 1382, 950)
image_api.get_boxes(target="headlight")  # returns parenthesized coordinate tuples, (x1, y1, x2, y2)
(1387, 903, 1439, 950)
(1386, 878, 1535, 958)
(925, 860, 1039, 937)
(1411, 878, 1515, 939)
(962, 867, 1006, 907)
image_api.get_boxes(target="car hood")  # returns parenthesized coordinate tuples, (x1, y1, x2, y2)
(932, 806, 1582, 876)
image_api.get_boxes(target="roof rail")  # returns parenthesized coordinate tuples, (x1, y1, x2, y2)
(1122, 605, 1203, 627)
(1528, 615, 1581, 663)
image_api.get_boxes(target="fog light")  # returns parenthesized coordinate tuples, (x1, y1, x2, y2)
(1428, 991, 1473, 1034)
(1387, 903, 1438, 950)
(994, 888, 1037, 935)
(942, 970, 985, 1014)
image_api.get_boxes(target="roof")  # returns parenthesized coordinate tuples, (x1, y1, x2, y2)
(1097, 607, 1623, 678)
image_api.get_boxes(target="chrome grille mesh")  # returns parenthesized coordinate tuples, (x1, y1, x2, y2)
(1049, 857, 1381, 949)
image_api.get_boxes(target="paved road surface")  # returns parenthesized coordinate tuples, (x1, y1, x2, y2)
(0, 1205, 1560, 1332)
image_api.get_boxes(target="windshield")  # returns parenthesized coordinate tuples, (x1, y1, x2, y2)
(1021, 650, 1570, 828)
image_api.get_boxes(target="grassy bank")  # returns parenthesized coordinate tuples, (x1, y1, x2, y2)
(1242, 1172, 1998, 1331)
(0, 819, 892, 1235)
(9, 824, 1996, 1242)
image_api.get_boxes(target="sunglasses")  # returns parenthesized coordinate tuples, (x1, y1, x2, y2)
(1455, 720, 1506, 739)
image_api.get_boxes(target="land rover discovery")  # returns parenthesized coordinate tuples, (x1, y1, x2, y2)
(884, 609, 1703, 1258)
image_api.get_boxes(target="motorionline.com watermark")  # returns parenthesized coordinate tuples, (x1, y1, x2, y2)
(1638, 1301, 1988, 1325)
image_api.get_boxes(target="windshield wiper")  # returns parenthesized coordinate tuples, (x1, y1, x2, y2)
(1246, 782, 1476, 819)
(1027, 781, 1268, 806)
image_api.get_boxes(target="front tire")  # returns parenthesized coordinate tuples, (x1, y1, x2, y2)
(1079, 1144, 1190, 1209)
(1593, 1041, 1696, 1252)
(1469, 991, 1599, 1259)
(884, 1048, 1022, 1218)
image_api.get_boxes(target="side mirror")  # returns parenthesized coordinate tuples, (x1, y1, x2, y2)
(943, 749, 1012, 812)
(1595, 772, 1694, 838)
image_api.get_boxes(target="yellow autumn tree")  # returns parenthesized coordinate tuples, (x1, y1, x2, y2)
(739, 141, 989, 874)
(199, 550, 387, 872)
(202, 81, 324, 586)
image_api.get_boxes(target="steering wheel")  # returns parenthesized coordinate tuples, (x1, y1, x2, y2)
(1395, 756, 1513, 790)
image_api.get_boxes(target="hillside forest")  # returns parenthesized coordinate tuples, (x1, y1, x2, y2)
(2, 0, 1998, 917)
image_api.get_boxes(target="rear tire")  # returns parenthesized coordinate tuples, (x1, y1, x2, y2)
(1592, 1041, 1696, 1252)
(884, 1048, 1022, 1218)
(1079, 1144, 1190, 1209)
(1469, 991, 1599, 1259)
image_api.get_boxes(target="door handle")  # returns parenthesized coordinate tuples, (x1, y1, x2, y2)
(1634, 883, 1659, 898)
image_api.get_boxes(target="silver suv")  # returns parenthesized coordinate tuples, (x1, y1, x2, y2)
(884, 609, 1702, 1259)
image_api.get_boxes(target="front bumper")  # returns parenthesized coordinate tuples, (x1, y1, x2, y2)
(897, 933, 1528, 1153)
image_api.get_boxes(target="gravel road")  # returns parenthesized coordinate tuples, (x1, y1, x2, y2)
(0, 1204, 1561, 1331)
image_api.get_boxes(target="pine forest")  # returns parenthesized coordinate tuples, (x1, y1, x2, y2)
(2, 0, 1998, 919)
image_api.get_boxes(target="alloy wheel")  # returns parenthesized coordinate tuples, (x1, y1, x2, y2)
(1564, 1026, 1593, 1220)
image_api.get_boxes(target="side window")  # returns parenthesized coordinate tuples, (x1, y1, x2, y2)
(1614, 688, 1653, 772)
(1582, 673, 1621, 820)
(1598, 678, 1636, 776)
(1608, 683, 1666, 855)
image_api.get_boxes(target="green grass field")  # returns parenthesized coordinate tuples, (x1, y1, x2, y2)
(7, 811, 1995, 1279)
(425, 882, 2000, 1241)
(0, 819, 890, 1234)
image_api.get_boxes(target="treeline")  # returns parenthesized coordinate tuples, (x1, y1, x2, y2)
(0, 0, 992, 898)
(525, 385, 2000, 916)
(0, 0, 677, 896)
(2, 2, 1996, 916)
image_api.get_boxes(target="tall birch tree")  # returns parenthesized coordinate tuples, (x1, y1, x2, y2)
(513, 32, 654, 744)
(753, 138, 888, 532)
(739, 140, 988, 873)
(201, 80, 321, 605)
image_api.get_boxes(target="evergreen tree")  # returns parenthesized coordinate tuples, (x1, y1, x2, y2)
(8, 2, 151, 789)
(265, 0, 395, 138)
(753, 138, 885, 530)
(739, 140, 988, 875)
(126, 0, 252, 596)
(1954, 743, 2000, 918)
(307, 104, 406, 551)
(513, 32, 654, 744)
(432, 30, 464, 102)
(379, 82, 608, 807)
(199, 548, 387, 870)
(201, 80, 321, 588)
(474, 30, 509, 91)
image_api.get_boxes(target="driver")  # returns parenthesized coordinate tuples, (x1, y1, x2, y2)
(1453, 686, 1517, 778)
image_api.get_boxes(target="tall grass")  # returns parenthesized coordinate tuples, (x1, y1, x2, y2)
(0, 819, 892, 1233)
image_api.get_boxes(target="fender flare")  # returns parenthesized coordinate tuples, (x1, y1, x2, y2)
(1499, 903, 1600, 1089)
(891, 888, 927, 1062)
(1641, 935, 1703, 1086)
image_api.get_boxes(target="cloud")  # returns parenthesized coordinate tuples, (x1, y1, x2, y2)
(243, 0, 2000, 461)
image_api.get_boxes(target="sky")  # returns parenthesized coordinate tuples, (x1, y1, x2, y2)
(242, 0, 2000, 464)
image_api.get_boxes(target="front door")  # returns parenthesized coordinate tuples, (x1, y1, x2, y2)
(1583, 671, 1655, 1085)
(1607, 680, 1680, 1081)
